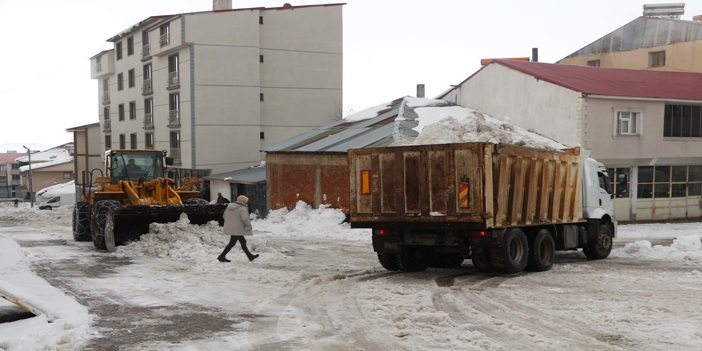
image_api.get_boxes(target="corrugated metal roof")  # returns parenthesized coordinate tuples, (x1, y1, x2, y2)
(263, 97, 410, 153)
(493, 59, 702, 101)
(205, 165, 266, 184)
(562, 16, 702, 58)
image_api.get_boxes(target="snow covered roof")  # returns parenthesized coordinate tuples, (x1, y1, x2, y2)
(442, 60, 702, 102)
(206, 165, 266, 184)
(17, 145, 73, 171)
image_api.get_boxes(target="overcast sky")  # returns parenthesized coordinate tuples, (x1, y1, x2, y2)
(1, 0, 700, 147)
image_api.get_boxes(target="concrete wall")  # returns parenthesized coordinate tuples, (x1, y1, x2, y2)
(266, 153, 349, 211)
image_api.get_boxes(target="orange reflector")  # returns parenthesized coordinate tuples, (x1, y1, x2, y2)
(361, 170, 371, 195)
(459, 182, 469, 208)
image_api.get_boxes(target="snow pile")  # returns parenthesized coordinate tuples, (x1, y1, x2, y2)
(0, 202, 73, 227)
(613, 235, 702, 263)
(255, 201, 363, 240)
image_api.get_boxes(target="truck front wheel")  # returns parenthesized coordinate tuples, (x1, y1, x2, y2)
(377, 252, 400, 271)
(583, 224, 613, 260)
(396, 247, 430, 272)
(526, 229, 555, 272)
(490, 228, 529, 273)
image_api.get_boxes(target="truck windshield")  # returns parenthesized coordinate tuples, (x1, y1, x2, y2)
(111, 151, 164, 182)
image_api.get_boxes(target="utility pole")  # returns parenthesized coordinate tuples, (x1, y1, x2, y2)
(22, 145, 34, 208)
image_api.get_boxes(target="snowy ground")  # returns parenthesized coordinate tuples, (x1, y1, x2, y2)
(1, 202, 702, 351)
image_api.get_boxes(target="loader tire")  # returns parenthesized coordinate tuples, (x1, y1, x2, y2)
(377, 252, 400, 271)
(184, 198, 209, 206)
(583, 224, 613, 260)
(395, 246, 430, 272)
(490, 228, 528, 274)
(72, 202, 92, 242)
(526, 229, 555, 272)
(91, 200, 124, 250)
(471, 246, 494, 272)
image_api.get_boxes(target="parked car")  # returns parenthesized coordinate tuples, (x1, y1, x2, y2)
(38, 194, 76, 210)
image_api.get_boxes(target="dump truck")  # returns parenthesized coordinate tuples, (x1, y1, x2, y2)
(72, 149, 226, 252)
(348, 142, 617, 273)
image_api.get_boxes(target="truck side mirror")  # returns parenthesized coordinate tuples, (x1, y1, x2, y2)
(165, 157, 174, 166)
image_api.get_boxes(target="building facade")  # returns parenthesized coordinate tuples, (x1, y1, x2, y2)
(0, 152, 24, 198)
(558, 16, 702, 72)
(89, 3, 343, 177)
(440, 60, 702, 222)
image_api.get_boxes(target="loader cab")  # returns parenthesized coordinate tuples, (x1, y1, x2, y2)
(108, 150, 166, 183)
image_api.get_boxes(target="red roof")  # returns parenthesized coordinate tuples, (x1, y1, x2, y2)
(491, 59, 702, 101)
(0, 153, 24, 164)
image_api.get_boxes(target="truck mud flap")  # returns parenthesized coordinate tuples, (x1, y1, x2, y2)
(104, 204, 227, 252)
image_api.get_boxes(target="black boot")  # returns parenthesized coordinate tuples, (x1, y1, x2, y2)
(248, 254, 259, 261)
(218, 256, 231, 263)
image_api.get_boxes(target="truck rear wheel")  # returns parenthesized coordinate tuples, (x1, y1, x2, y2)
(471, 246, 494, 272)
(583, 224, 613, 260)
(72, 202, 92, 242)
(91, 200, 124, 250)
(490, 228, 528, 273)
(396, 247, 430, 272)
(526, 229, 555, 272)
(377, 253, 400, 271)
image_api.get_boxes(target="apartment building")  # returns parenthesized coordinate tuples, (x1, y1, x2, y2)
(89, 3, 343, 176)
(0, 152, 24, 198)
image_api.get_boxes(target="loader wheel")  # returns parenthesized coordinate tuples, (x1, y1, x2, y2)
(490, 228, 528, 273)
(526, 229, 555, 272)
(395, 246, 430, 272)
(91, 200, 124, 250)
(583, 224, 613, 260)
(184, 198, 209, 206)
(471, 246, 494, 273)
(72, 202, 92, 242)
(377, 252, 400, 271)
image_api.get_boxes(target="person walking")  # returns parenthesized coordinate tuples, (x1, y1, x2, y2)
(216, 192, 230, 204)
(217, 195, 259, 262)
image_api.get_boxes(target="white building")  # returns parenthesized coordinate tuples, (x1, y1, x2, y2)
(89, 2, 344, 177)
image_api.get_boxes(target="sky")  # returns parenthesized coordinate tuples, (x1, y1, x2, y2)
(1, 0, 700, 148)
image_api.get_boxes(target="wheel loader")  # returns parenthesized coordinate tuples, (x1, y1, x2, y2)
(72, 149, 226, 252)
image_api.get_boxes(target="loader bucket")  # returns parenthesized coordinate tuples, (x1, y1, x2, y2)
(103, 204, 227, 252)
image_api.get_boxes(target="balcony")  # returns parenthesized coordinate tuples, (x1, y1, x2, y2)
(102, 91, 110, 105)
(169, 148, 181, 165)
(103, 119, 111, 133)
(143, 113, 154, 130)
(168, 110, 180, 127)
(142, 79, 153, 96)
(141, 44, 151, 60)
(167, 72, 179, 89)
(160, 32, 170, 47)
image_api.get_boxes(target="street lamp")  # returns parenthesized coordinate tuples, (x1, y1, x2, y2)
(22, 145, 34, 208)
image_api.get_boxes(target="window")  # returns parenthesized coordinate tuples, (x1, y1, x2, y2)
(117, 73, 124, 91)
(129, 101, 137, 120)
(607, 167, 630, 198)
(260, 55, 264, 63)
(103, 107, 110, 120)
(636, 165, 701, 198)
(260, 93, 264, 102)
(63, 172, 72, 179)
(127, 36, 134, 56)
(160, 23, 170, 46)
(116, 41, 123, 60)
(105, 135, 112, 150)
(614, 109, 642, 136)
(260, 132, 265, 140)
(96, 55, 102, 72)
(118, 104, 125, 121)
(168, 54, 179, 87)
(130, 133, 137, 149)
(587, 60, 600, 67)
(142, 30, 151, 58)
(12, 175, 20, 181)
(664, 104, 702, 138)
(169, 93, 180, 124)
(128, 69, 135, 88)
(170, 131, 181, 163)
(143, 64, 152, 94)
(259, 16, 263, 24)
(145, 133, 154, 149)
(119, 134, 126, 149)
(144, 98, 153, 126)
(649, 51, 665, 68)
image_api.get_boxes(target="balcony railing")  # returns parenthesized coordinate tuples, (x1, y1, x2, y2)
(168, 72, 179, 89)
(168, 110, 180, 127)
(142, 44, 151, 59)
(142, 79, 153, 95)
(143, 113, 154, 129)
(169, 148, 181, 164)
(102, 91, 110, 105)
(160, 32, 170, 47)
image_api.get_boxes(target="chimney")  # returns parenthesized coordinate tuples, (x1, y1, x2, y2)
(213, 0, 232, 11)
(416, 84, 425, 98)
(532, 48, 538, 62)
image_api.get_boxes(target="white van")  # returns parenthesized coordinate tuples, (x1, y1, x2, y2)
(38, 194, 76, 210)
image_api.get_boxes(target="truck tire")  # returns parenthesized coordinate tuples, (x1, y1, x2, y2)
(395, 247, 430, 272)
(91, 200, 124, 250)
(490, 228, 528, 273)
(471, 246, 494, 272)
(526, 229, 555, 272)
(377, 252, 400, 271)
(72, 202, 92, 242)
(583, 224, 613, 260)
